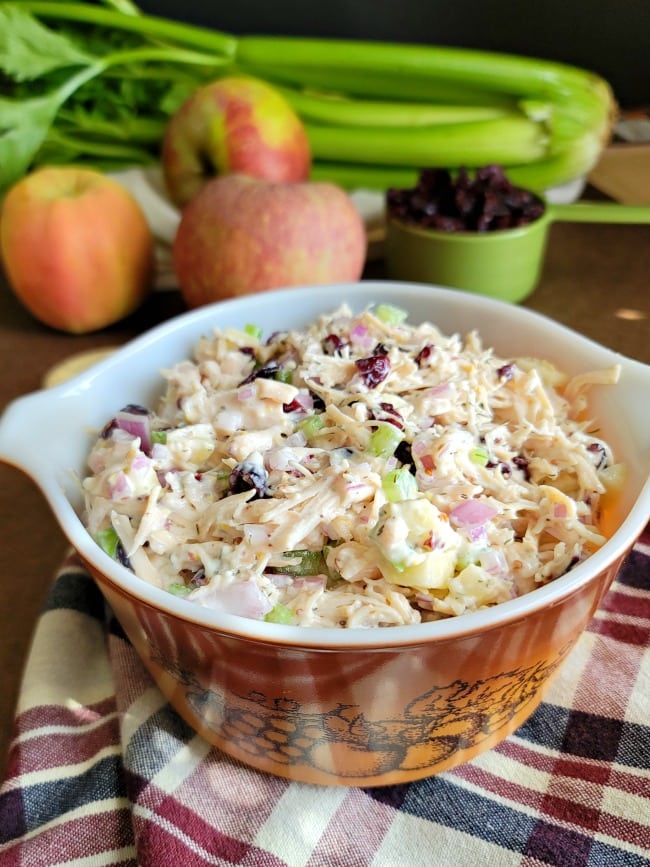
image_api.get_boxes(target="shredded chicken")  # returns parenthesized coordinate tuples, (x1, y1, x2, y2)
(82, 304, 622, 628)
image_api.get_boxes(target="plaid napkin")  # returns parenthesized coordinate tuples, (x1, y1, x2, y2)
(1, 527, 648, 867)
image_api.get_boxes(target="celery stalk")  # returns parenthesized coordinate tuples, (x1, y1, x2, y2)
(307, 115, 549, 168)
(265, 603, 296, 624)
(275, 86, 515, 127)
(20, 2, 239, 56)
(309, 162, 419, 191)
(236, 64, 519, 107)
(236, 37, 605, 100)
(6, 3, 615, 195)
(367, 423, 403, 459)
(507, 131, 605, 192)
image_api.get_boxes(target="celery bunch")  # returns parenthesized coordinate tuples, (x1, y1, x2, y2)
(0, 0, 617, 196)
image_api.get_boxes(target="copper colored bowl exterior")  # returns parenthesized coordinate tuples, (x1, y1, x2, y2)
(85, 552, 625, 787)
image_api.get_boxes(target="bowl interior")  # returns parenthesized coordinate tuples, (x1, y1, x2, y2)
(1, 280, 648, 647)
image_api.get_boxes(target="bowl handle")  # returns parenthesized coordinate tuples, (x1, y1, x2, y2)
(0, 387, 86, 496)
(0, 391, 45, 476)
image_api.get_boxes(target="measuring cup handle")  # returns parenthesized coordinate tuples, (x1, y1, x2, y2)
(549, 201, 650, 224)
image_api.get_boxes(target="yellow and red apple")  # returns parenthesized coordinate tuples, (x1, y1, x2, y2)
(0, 166, 154, 334)
(161, 76, 312, 208)
(172, 173, 367, 307)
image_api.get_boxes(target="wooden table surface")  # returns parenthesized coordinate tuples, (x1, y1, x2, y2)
(1, 216, 649, 780)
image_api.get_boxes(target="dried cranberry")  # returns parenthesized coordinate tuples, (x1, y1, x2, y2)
(587, 442, 609, 469)
(265, 330, 287, 345)
(487, 460, 512, 477)
(122, 403, 150, 414)
(386, 165, 546, 233)
(100, 420, 117, 439)
(394, 440, 414, 471)
(371, 402, 404, 430)
(283, 398, 306, 414)
(415, 344, 434, 366)
(322, 333, 348, 355)
(512, 456, 531, 480)
(238, 360, 280, 386)
(497, 362, 515, 382)
(355, 354, 390, 389)
(229, 462, 269, 499)
(116, 542, 133, 571)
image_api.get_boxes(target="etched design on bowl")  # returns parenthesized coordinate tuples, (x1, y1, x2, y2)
(149, 640, 573, 780)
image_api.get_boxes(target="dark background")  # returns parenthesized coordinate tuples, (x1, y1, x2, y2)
(139, 0, 649, 109)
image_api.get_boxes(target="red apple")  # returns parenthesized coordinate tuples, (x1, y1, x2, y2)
(161, 76, 311, 208)
(0, 166, 154, 334)
(172, 173, 367, 307)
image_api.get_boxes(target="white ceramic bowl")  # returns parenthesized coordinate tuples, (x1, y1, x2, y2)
(1, 281, 648, 786)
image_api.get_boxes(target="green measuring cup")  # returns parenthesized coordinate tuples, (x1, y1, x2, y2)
(384, 201, 650, 303)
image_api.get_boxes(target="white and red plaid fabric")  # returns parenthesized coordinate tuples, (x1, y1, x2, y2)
(1, 525, 648, 866)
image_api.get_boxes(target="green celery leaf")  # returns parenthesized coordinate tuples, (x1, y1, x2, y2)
(0, 94, 61, 191)
(0, 6, 94, 81)
(0, 63, 102, 192)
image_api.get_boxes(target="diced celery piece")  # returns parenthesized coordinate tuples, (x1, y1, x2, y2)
(274, 548, 326, 576)
(375, 303, 408, 325)
(265, 603, 296, 624)
(244, 323, 263, 340)
(151, 430, 167, 446)
(297, 414, 325, 440)
(168, 582, 191, 596)
(382, 467, 418, 502)
(368, 422, 403, 459)
(96, 527, 119, 558)
(469, 445, 489, 466)
(274, 367, 293, 384)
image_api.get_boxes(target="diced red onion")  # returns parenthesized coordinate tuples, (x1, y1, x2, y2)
(131, 455, 151, 471)
(415, 593, 436, 610)
(115, 410, 151, 454)
(194, 580, 272, 619)
(285, 431, 307, 448)
(267, 572, 294, 588)
(349, 323, 375, 351)
(293, 392, 314, 412)
(468, 524, 488, 544)
(428, 383, 452, 397)
(293, 575, 327, 592)
(266, 448, 294, 471)
(150, 443, 168, 461)
(109, 471, 132, 499)
(237, 385, 256, 401)
(480, 548, 508, 575)
(412, 439, 429, 456)
(450, 499, 498, 527)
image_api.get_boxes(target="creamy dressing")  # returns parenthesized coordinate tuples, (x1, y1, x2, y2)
(82, 304, 622, 628)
